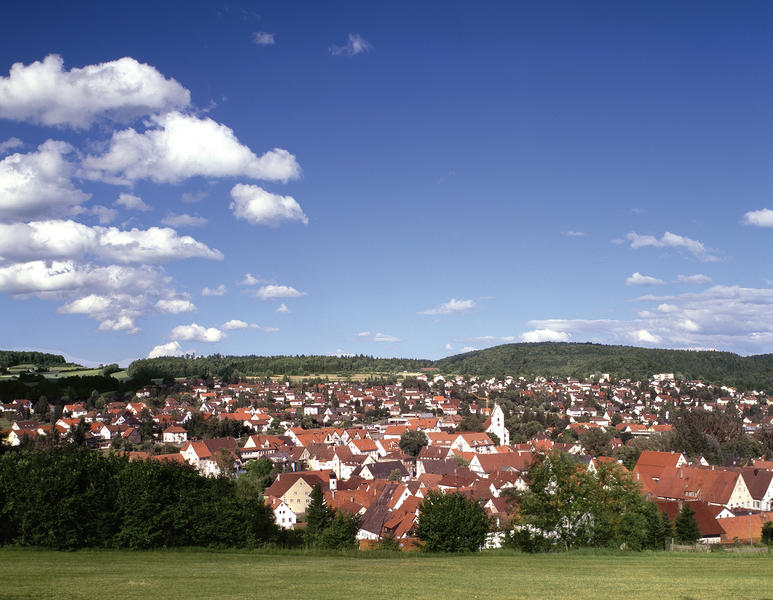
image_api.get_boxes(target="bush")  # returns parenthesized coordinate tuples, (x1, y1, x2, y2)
(416, 491, 489, 552)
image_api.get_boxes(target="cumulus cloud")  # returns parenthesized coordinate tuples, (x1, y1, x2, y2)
(356, 331, 402, 343)
(0, 140, 90, 221)
(82, 205, 118, 224)
(161, 212, 207, 227)
(253, 32, 275, 45)
(147, 341, 184, 359)
(520, 329, 572, 343)
(461, 346, 479, 352)
(330, 33, 372, 56)
(276, 303, 291, 314)
(230, 184, 307, 226)
(82, 112, 301, 184)
(0, 220, 222, 264)
(0, 260, 158, 295)
(0, 137, 23, 154)
(625, 231, 718, 262)
(115, 193, 151, 211)
(253, 284, 306, 300)
(239, 273, 262, 286)
(170, 323, 224, 343)
(202, 284, 227, 296)
(0, 54, 190, 129)
(419, 298, 476, 315)
(626, 272, 666, 286)
(155, 298, 196, 314)
(743, 208, 773, 228)
(676, 274, 712, 285)
(0, 257, 201, 334)
(525, 285, 773, 353)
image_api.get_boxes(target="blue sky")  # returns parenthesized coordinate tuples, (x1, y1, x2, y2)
(0, 1, 772, 365)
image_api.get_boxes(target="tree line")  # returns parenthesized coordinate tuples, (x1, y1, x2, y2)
(0, 447, 279, 550)
(435, 342, 773, 392)
(127, 354, 431, 380)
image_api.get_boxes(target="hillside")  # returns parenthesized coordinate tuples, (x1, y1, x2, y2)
(0, 351, 67, 370)
(435, 342, 773, 391)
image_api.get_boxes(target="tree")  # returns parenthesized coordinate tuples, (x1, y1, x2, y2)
(236, 458, 275, 501)
(318, 510, 361, 550)
(578, 428, 612, 457)
(399, 429, 428, 458)
(674, 503, 700, 544)
(416, 491, 489, 552)
(761, 521, 773, 549)
(305, 484, 332, 541)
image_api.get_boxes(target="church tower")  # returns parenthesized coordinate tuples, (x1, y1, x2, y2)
(486, 403, 510, 446)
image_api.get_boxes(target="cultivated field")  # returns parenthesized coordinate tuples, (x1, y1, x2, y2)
(0, 548, 771, 600)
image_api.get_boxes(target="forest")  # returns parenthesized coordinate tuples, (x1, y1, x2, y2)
(124, 343, 773, 392)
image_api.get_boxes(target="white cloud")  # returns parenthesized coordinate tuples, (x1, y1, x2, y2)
(115, 193, 151, 212)
(0, 260, 159, 295)
(625, 231, 718, 262)
(626, 272, 666, 286)
(356, 331, 402, 343)
(0, 54, 190, 129)
(170, 323, 224, 343)
(520, 329, 572, 343)
(564, 230, 585, 237)
(202, 284, 227, 296)
(444, 343, 454, 351)
(743, 208, 773, 227)
(222, 319, 261, 331)
(230, 184, 307, 226)
(327, 349, 355, 357)
(0, 220, 222, 263)
(161, 212, 207, 227)
(0, 137, 23, 154)
(253, 284, 306, 300)
(676, 274, 712, 285)
(526, 285, 773, 353)
(253, 32, 275, 45)
(419, 298, 476, 316)
(84, 205, 118, 224)
(0, 140, 90, 221)
(82, 112, 300, 184)
(461, 346, 479, 352)
(330, 33, 372, 56)
(239, 273, 262, 286)
(633, 329, 661, 344)
(276, 303, 291, 314)
(155, 298, 196, 314)
(148, 341, 184, 359)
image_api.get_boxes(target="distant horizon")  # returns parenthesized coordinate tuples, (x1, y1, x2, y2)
(2, 1, 772, 365)
(4, 339, 766, 371)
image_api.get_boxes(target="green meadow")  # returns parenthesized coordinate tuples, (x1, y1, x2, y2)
(0, 548, 771, 600)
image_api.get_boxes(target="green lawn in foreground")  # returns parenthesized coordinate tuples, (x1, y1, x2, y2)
(0, 549, 771, 600)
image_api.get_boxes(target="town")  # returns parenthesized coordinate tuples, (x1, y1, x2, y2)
(4, 370, 773, 548)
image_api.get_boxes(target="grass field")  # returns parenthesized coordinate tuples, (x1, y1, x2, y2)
(0, 548, 771, 600)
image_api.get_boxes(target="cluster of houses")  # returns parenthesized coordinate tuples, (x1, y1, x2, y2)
(1, 371, 771, 547)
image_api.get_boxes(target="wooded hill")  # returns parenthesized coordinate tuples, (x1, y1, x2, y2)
(0, 351, 66, 370)
(435, 343, 773, 391)
(123, 343, 773, 392)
